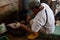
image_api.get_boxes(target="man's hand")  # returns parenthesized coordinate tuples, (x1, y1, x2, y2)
(20, 24, 34, 34)
(20, 20, 25, 24)
(20, 24, 29, 29)
(20, 24, 26, 29)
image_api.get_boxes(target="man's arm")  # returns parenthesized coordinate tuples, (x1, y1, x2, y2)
(27, 13, 34, 22)
(20, 24, 34, 34)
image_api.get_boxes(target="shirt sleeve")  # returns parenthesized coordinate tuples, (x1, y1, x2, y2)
(31, 20, 41, 32)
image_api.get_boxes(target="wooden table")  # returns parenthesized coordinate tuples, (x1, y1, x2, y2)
(5, 32, 42, 40)
(5, 32, 27, 40)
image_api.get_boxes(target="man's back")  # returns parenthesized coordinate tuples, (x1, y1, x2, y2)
(41, 3, 55, 34)
(32, 3, 55, 34)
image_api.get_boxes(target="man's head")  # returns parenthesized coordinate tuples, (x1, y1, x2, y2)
(29, 1, 40, 10)
(28, 1, 40, 15)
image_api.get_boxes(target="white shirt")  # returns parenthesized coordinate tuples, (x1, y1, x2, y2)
(31, 3, 55, 34)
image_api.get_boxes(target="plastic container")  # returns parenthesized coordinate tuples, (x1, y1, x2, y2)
(0, 36, 9, 40)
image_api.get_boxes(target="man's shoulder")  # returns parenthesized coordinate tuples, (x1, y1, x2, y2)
(41, 3, 48, 6)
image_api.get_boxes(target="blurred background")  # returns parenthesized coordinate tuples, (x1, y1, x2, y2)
(0, 0, 60, 40)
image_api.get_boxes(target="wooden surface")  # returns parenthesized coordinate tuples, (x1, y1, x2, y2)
(6, 32, 27, 40)
(5, 32, 41, 40)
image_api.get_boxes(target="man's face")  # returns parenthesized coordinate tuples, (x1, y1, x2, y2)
(32, 8, 38, 15)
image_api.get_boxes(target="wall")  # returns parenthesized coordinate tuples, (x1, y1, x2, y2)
(0, 0, 24, 24)
(0, 0, 18, 14)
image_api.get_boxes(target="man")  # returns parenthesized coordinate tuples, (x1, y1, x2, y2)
(20, 1, 55, 39)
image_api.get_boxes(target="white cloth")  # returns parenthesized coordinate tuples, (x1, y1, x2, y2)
(31, 3, 55, 34)
(52, 0, 56, 1)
